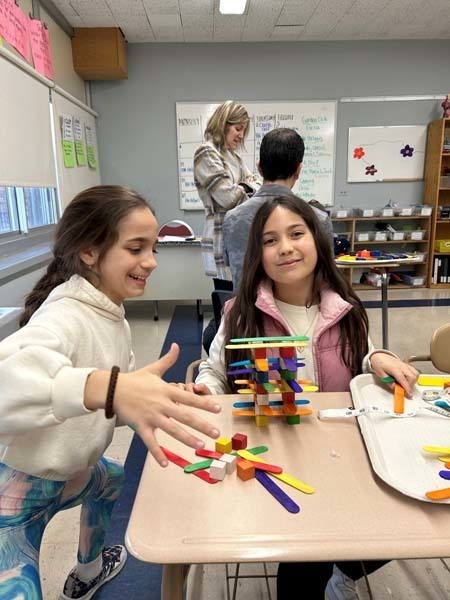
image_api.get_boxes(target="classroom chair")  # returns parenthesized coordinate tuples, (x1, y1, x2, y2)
(405, 322, 450, 373)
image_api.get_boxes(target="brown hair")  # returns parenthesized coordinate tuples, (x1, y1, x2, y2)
(204, 100, 250, 150)
(224, 195, 369, 389)
(20, 185, 152, 326)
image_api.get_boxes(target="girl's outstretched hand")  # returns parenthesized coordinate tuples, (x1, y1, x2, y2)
(370, 352, 419, 398)
(113, 343, 221, 466)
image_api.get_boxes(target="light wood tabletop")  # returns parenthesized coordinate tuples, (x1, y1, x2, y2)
(125, 389, 450, 600)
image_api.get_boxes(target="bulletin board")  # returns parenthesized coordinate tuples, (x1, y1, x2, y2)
(176, 101, 337, 210)
(347, 125, 427, 182)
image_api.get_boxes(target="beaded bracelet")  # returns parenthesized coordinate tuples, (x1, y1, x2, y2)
(105, 366, 120, 419)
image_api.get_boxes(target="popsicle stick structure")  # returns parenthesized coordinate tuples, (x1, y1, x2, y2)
(225, 336, 316, 426)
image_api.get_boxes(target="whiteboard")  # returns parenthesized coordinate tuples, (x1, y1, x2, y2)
(176, 101, 337, 210)
(347, 125, 427, 182)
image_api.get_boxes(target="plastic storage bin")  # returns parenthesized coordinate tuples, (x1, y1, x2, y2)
(373, 231, 388, 241)
(355, 231, 372, 242)
(388, 231, 406, 241)
(406, 230, 426, 240)
(434, 239, 450, 252)
(398, 273, 425, 286)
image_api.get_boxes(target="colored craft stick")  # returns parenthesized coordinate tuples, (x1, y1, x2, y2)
(287, 379, 302, 392)
(439, 470, 450, 480)
(418, 375, 450, 387)
(229, 359, 252, 367)
(226, 342, 308, 349)
(232, 399, 310, 408)
(255, 470, 300, 514)
(233, 408, 312, 417)
(245, 445, 269, 455)
(161, 447, 219, 484)
(423, 445, 450, 455)
(263, 382, 278, 392)
(394, 383, 405, 414)
(184, 459, 213, 472)
(426, 487, 450, 501)
(227, 368, 252, 375)
(282, 358, 297, 371)
(195, 449, 223, 459)
(437, 456, 450, 463)
(237, 450, 314, 494)
(230, 336, 308, 343)
(245, 459, 282, 474)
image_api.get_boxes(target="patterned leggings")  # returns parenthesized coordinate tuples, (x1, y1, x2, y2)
(0, 456, 124, 600)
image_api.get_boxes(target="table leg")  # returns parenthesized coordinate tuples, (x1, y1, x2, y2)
(161, 564, 189, 600)
(380, 269, 389, 349)
(153, 300, 159, 321)
(196, 299, 203, 319)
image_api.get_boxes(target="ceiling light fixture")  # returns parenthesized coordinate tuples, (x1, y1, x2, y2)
(219, 0, 247, 15)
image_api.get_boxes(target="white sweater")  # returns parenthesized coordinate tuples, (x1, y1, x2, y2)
(0, 275, 134, 480)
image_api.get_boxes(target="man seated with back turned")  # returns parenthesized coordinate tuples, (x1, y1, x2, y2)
(223, 127, 334, 289)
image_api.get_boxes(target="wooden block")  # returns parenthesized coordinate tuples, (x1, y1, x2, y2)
(215, 437, 232, 454)
(281, 392, 295, 403)
(220, 454, 237, 474)
(237, 459, 255, 481)
(231, 433, 247, 450)
(280, 346, 295, 358)
(254, 347, 267, 358)
(255, 415, 269, 427)
(72, 28, 127, 80)
(286, 415, 301, 425)
(210, 459, 227, 481)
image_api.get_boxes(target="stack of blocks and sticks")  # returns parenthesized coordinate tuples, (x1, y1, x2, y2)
(225, 336, 317, 426)
(160, 433, 315, 513)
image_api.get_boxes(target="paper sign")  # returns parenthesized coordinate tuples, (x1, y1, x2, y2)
(0, 0, 29, 60)
(29, 17, 54, 80)
(62, 114, 75, 168)
(85, 125, 97, 170)
(73, 117, 86, 166)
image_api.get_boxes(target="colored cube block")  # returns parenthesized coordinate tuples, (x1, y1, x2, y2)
(237, 459, 255, 481)
(220, 454, 237, 474)
(210, 459, 227, 481)
(255, 370, 269, 383)
(254, 348, 267, 358)
(286, 415, 300, 425)
(215, 437, 232, 454)
(232, 433, 247, 450)
(280, 346, 295, 358)
(255, 415, 269, 427)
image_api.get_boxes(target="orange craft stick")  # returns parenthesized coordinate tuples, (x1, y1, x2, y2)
(426, 488, 450, 501)
(394, 383, 405, 414)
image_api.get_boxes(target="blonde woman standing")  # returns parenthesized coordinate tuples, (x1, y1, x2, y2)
(194, 100, 258, 290)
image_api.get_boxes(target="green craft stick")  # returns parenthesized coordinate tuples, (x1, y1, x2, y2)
(184, 459, 213, 473)
(380, 376, 395, 383)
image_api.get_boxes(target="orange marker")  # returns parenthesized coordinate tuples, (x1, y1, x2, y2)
(426, 487, 450, 501)
(394, 383, 405, 414)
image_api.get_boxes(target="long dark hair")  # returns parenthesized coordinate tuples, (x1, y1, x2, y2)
(224, 195, 369, 388)
(20, 185, 151, 326)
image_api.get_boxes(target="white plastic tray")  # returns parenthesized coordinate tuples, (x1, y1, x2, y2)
(350, 373, 450, 503)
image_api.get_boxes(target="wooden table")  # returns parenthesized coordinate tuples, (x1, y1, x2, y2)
(125, 391, 450, 600)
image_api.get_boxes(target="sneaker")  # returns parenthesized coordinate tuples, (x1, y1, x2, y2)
(60, 545, 127, 600)
(324, 564, 359, 600)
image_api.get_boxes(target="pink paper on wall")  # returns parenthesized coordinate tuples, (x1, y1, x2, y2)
(29, 17, 54, 80)
(0, 0, 30, 60)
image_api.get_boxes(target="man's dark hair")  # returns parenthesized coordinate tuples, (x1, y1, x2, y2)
(259, 127, 305, 181)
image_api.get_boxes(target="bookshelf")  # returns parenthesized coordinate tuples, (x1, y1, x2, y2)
(332, 215, 431, 289)
(423, 118, 450, 287)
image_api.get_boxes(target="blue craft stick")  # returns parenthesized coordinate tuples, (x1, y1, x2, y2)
(229, 360, 252, 367)
(282, 358, 297, 371)
(255, 470, 300, 514)
(439, 470, 450, 480)
(227, 368, 252, 375)
(234, 399, 310, 409)
(288, 379, 302, 392)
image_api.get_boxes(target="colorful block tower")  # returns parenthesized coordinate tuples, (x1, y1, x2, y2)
(225, 336, 317, 426)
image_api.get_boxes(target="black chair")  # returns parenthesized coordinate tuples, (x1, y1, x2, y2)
(202, 290, 234, 355)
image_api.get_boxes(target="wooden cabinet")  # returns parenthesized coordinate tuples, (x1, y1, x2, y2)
(424, 118, 450, 287)
(72, 28, 127, 80)
(332, 215, 431, 289)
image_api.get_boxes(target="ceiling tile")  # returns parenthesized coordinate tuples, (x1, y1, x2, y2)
(182, 14, 213, 41)
(180, 0, 214, 15)
(142, 0, 180, 14)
